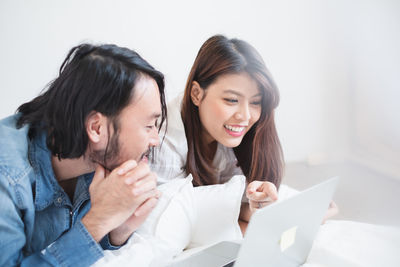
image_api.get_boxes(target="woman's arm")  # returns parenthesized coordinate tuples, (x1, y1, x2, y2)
(239, 202, 251, 234)
(238, 179, 279, 235)
(322, 201, 339, 223)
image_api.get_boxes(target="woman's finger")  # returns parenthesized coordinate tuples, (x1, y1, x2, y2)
(260, 182, 278, 201)
(247, 181, 278, 202)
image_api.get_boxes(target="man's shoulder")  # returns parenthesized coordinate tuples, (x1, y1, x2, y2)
(0, 115, 32, 184)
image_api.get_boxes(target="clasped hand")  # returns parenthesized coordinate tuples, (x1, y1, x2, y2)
(82, 160, 160, 246)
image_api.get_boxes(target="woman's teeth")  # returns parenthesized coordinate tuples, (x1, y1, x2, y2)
(224, 125, 244, 132)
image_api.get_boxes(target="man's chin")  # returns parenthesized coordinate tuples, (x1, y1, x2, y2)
(91, 158, 119, 172)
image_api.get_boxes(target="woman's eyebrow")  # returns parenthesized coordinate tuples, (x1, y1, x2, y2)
(223, 89, 242, 96)
(223, 89, 261, 98)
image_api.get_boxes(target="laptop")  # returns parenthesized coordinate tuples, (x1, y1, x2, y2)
(168, 176, 339, 267)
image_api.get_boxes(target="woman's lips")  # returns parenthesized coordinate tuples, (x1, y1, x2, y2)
(224, 124, 245, 137)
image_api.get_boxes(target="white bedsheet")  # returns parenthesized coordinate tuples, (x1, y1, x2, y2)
(93, 220, 400, 266)
(303, 220, 400, 267)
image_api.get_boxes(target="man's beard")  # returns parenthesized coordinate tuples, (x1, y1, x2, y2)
(88, 130, 152, 172)
(89, 129, 121, 172)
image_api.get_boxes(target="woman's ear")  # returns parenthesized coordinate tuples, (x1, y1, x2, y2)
(190, 81, 204, 106)
(86, 111, 106, 144)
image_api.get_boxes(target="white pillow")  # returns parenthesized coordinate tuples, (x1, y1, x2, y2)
(154, 175, 245, 252)
(153, 176, 196, 254)
(188, 175, 245, 249)
(94, 178, 195, 267)
(95, 175, 245, 267)
(143, 174, 245, 257)
(137, 177, 194, 236)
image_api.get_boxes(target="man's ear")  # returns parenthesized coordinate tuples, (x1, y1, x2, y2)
(86, 111, 107, 144)
(190, 81, 204, 106)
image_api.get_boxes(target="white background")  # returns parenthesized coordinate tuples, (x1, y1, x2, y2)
(1, 0, 399, 178)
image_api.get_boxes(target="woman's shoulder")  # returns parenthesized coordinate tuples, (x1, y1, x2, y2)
(165, 95, 184, 131)
(161, 94, 187, 152)
(214, 144, 238, 167)
(150, 94, 188, 183)
(214, 144, 243, 183)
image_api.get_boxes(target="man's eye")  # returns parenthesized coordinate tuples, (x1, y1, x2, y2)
(146, 119, 159, 130)
(224, 98, 238, 103)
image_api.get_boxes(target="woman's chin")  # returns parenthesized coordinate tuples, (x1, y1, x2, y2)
(218, 138, 243, 148)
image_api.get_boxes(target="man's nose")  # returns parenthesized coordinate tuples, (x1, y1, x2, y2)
(149, 127, 160, 147)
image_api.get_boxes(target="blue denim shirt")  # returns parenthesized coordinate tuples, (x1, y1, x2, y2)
(0, 115, 119, 266)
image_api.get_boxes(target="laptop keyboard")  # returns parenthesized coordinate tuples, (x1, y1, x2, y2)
(168, 241, 241, 267)
(223, 261, 235, 267)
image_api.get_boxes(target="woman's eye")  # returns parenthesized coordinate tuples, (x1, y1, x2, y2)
(251, 100, 261, 105)
(224, 98, 238, 103)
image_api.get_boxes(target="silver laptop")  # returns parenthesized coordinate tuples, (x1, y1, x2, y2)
(168, 176, 339, 267)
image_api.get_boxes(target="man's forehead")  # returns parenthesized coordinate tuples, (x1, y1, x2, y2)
(126, 77, 162, 117)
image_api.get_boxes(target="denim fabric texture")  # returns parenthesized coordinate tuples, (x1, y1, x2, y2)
(0, 115, 118, 266)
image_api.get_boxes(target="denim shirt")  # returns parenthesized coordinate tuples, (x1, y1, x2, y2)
(0, 115, 118, 266)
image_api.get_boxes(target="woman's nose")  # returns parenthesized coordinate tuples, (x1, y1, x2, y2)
(234, 103, 251, 121)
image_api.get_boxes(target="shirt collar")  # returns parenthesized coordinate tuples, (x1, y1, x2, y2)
(29, 131, 61, 210)
(73, 173, 93, 208)
(28, 132, 94, 210)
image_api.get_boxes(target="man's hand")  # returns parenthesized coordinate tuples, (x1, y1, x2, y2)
(109, 195, 160, 246)
(81, 160, 159, 244)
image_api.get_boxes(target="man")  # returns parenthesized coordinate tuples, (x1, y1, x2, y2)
(0, 43, 167, 266)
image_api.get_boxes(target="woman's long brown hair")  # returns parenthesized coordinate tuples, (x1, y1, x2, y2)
(181, 35, 284, 188)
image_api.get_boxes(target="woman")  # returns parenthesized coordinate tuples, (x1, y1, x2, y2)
(151, 34, 337, 230)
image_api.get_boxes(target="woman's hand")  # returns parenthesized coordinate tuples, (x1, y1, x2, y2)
(322, 201, 339, 224)
(246, 180, 278, 213)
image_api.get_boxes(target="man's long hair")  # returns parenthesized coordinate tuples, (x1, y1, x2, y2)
(17, 44, 167, 160)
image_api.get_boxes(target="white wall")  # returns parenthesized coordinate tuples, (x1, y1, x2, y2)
(347, 0, 400, 178)
(0, 0, 399, 177)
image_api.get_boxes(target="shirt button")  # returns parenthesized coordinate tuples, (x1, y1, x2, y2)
(57, 197, 62, 203)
